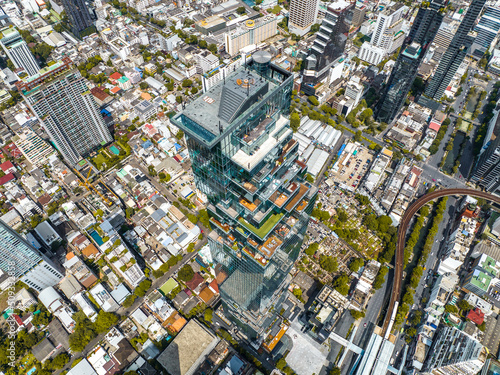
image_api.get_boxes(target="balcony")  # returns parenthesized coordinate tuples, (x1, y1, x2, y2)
(238, 213, 284, 240)
(210, 217, 231, 233)
(285, 183, 310, 212)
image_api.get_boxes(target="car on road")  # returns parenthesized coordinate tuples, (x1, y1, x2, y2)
(364, 323, 367, 327)
(432, 178, 436, 182)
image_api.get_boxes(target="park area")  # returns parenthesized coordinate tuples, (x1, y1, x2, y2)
(91, 140, 131, 171)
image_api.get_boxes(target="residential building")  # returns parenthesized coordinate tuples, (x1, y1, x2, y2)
(171, 51, 317, 339)
(375, 1, 444, 123)
(302, 0, 354, 95)
(423, 0, 487, 102)
(224, 16, 278, 56)
(17, 58, 112, 165)
(371, 4, 406, 54)
(134, 100, 156, 121)
(288, 0, 319, 36)
(0, 219, 63, 292)
(463, 254, 499, 296)
(60, 0, 94, 37)
(194, 51, 219, 74)
(12, 127, 53, 166)
(352, 2, 366, 27)
(425, 272, 458, 317)
(471, 4, 500, 56)
(0, 27, 39, 76)
(423, 326, 487, 374)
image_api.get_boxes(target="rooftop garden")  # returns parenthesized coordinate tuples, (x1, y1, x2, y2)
(238, 213, 284, 239)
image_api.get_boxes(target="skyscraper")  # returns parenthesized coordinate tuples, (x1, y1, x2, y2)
(302, 0, 354, 95)
(0, 220, 63, 291)
(171, 51, 317, 339)
(423, 0, 486, 101)
(60, 0, 94, 38)
(471, 4, 500, 57)
(288, 0, 320, 36)
(423, 326, 487, 374)
(16, 57, 113, 165)
(375, 1, 444, 123)
(0, 27, 39, 76)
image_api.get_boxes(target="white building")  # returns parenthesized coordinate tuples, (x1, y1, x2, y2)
(38, 286, 76, 332)
(424, 326, 487, 374)
(89, 283, 120, 312)
(109, 38, 131, 60)
(12, 127, 54, 167)
(194, 50, 219, 73)
(425, 272, 458, 317)
(289, 0, 319, 36)
(0, 27, 40, 76)
(358, 42, 386, 65)
(370, 4, 406, 54)
(72, 292, 98, 322)
(225, 16, 278, 56)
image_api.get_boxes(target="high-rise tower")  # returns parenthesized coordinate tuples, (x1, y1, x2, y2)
(375, 0, 444, 123)
(423, 0, 487, 101)
(288, 0, 320, 36)
(0, 220, 63, 291)
(0, 27, 39, 76)
(16, 57, 112, 165)
(60, 0, 94, 38)
(423, 326, 487, 374)
(471, 4, 500, 57)
(302, 0, 354, 96)
(171, 51, 317, 339)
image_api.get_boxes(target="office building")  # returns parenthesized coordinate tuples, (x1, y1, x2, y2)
(12, 127, 54, 167)
(302, 0, 354, 96)
(423, 0, 487, 102)
(358, 43, 386, 65)
(171, 51, 317, 339)
(424, 326, 487, 374)
(375, 1, 444, 123)
(224, 16, 278, 56)
(60, 0, 94, 38)
(289, 0, 319, 36)
(16, 57, 113, 165)
(0, 27, 39, 76)
(0, 219, 63, 291)
(352, 2, 366, 27)
(370, 4, 405, 55)
(471, 4, 500, 57)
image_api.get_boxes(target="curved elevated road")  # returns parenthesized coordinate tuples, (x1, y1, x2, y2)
(382, 188, 500, 336)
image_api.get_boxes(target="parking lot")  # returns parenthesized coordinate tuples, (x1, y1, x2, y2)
(330, 144, 372, 190)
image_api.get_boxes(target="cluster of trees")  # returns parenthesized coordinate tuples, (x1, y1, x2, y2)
(69, 311, 119, 352)
(152, 254, 183, 278)
(77, 56, 104, 80)
(319, 254, 338, 273)
(276, 358, 294, 375)
(348, 258, 364, 272)
(394, 198, 447, 329)
(332, 273, 350, 295)
(428, 117, 451, 154)
(311, 208, 331, 223)
(304, 242, 319, 256)
(0, 328, 45, 370)
(372, 266, 388, 290)
(402, 205, 429, 265)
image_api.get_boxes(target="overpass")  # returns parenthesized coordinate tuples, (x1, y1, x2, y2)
(381, 188, 500, 336)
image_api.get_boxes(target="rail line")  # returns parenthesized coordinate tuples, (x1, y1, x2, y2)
(381, 188, 500, 336)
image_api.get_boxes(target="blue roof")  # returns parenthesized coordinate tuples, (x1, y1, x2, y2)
(142, 140, 153, 149)
(134, 67, 142, 72)
(228, 355, 245, 374)
(174, 143, 182, 151)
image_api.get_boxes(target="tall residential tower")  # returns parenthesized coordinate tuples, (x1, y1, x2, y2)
(375, 0, 444, 123)
(16, 57, 112, 165)
(60, 0, 94, 38)
(423, 0, 487, 101)
(0, 27, 39, 76)
(171, 51, 317, 340)
(288, 0, 320, 36)
(0, 220, 63, 291)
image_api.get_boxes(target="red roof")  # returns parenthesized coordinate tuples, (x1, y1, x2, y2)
(110, 86, 121, 94)
(429, 121, 441, 132)
(3, 143, 22, 158)
(185, 272, 204, 291)
(0, 160, 14, 172)
(467, 308, 484, 325)
(209, 279, 219, 294)
(0, 173, 15, 185)
(110, 72, 122, 80)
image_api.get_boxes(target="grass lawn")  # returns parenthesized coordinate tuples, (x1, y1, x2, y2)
(239, 213, 284, 239)
(92, 152, 108, 169)
(159, 278, 179, 296)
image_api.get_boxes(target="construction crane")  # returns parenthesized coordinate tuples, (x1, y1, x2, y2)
(73, 167, 113, 207)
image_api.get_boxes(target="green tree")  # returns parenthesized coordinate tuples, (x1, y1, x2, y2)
(333, 273, 350, 295)
(236, 6, 246, 14)
(139, 82, 148, 90)
(445, 304, 459, 314)
(290, 112, 301, 132)
(178, 264, 194, 282)
(337, 209, 348, 222)
(305, 242, 319, 256)
(308, 96, 319, 106)
(208, 44, 218, 54)
(94, 311, 119, 333)
(457, 300, 472, 311)
(198, 39, 207, 48)
(350, 309, 365, 320)
(329, 367, 341, 375)
(319, 255, 338, 272)
(348, 258, 364, 272)
(204, 308, 213, 322)
(293, 288, 303, 299)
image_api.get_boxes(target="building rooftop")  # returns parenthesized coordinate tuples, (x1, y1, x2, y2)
(157, 319, 220, 375)
(178, 66, 276, 143)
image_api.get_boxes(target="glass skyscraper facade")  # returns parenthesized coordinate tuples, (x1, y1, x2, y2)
(172, 52, 317, 339)
(375, 0, 444, 123)
(61, 0, 94, 38)
(302, 0, 353, 96)
(471, 5, 500, 57)
(17, 57, 113, 166)
(423, 0, 486, 101)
